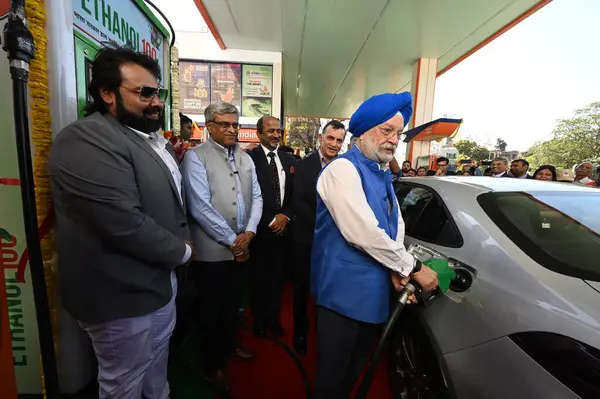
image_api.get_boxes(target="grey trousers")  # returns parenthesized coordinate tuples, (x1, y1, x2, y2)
(79, 273, 177, 399)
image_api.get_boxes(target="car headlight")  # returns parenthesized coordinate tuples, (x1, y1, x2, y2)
(510, 331, 600, 398)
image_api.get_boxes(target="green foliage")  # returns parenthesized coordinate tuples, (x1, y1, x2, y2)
(285, 117, 321, 150)
(495, 138, 507, 152)
(527, 101, 600, 169)
(454, 140, 489, 162)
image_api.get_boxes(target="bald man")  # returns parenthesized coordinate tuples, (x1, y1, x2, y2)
(246, 116, 296, 337)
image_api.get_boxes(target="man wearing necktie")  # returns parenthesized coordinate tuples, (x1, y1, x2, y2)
(182, 102, 263, 391)
(246, 116, 296, 338)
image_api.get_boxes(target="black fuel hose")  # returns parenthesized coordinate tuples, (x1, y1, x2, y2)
(354, 280, 420, 399)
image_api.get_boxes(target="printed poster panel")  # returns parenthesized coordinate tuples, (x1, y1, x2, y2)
(179, 61, 210, 114)
(211, 63, 242, 110)
(0, 14, 43, 395)
(73, 0, 168, 77)
(242, 64, 273, 118)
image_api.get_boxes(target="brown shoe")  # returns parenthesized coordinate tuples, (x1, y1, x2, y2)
(235, 345, 256, 361)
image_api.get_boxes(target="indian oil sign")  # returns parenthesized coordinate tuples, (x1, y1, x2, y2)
(73, 0, 168, 72)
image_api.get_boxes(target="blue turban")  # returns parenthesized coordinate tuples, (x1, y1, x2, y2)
(349, 92, 413, 137)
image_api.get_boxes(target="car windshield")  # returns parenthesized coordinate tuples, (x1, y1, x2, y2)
(477, 191, 600, 282)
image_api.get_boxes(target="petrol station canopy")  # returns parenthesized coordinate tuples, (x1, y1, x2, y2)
(197, 0, 550, 118)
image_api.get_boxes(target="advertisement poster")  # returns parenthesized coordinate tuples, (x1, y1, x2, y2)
(242, 64, 273, 118)
(73, 0, 168, 74)
(0, 12, 43, 395)
(211, 63, 242, 110)
(179, 61, 210, 114)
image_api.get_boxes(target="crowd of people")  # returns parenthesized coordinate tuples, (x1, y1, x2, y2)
(48, 46, 439, 399)
(388, 155, 599, 186)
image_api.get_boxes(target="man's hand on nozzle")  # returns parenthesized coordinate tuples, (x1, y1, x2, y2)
(411, 265, 438, 292)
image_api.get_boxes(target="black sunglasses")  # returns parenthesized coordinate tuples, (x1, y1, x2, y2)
(121, 85, 169, 102)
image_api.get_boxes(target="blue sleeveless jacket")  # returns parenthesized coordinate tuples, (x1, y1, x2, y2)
(310, 146, 399, 323)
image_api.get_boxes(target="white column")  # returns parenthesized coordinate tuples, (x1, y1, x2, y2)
(46, 0, 78, 138)
(407, 58, 437, 165)
(46, 0, 94, 393)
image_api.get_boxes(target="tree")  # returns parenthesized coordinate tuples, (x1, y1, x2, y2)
(285, 117, 321, 150)
(526, 101, 600, 169)
(454, 140, 490, 162)
(495, 138, 507, 152)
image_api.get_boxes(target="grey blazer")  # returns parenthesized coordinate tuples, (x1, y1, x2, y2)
(48, 112, 190, 324)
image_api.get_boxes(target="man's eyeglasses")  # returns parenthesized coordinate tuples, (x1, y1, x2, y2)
(121, 85, 169, 102)
(210, 121, 241, 130)
(377, 125, 403, 139)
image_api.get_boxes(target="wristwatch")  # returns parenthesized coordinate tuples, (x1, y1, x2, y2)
(413, 260, 422, 274)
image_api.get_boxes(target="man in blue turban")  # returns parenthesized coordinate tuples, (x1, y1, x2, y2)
(311, 92, 439, 398)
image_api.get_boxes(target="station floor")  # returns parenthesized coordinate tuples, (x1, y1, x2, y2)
(168, 285, 393, 398)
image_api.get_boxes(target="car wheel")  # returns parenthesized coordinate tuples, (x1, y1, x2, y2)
(390, 318, 448, 399)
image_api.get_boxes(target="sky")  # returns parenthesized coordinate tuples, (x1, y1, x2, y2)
(433, 0, 600, 151)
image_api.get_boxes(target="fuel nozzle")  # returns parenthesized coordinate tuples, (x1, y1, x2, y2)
(1, 0, 34, 79)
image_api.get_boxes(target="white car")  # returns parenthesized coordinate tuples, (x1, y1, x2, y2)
(390, 176, 600, 399)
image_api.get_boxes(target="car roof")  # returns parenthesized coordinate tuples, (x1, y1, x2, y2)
(400, 176, 597, 195)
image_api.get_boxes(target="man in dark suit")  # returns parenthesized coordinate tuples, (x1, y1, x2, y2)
(291, 120, 346, 355)
(510, 158, 534, 178)
(246, 116, 295, 338)
(491, 157, 512, 177)
(48, 47, 192, 398)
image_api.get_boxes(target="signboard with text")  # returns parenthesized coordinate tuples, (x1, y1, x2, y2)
(180, 61, 210, 114)
(210, 63, 242, 110)
(238, 128, 260, 143)
(179, 61, 274, 120)
(73, 0, 168, 75)
(242, 64, 273, 118)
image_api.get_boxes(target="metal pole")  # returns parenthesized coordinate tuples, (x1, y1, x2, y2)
(2, 1, 60, 397)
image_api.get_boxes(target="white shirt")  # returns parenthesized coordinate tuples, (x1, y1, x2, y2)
(316, 158, 416, 277)
(130, 128, 191, 264)
(261, 144, 286, 203)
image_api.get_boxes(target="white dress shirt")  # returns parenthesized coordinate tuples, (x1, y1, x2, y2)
(261, 144, 286, 203)
(316, 158, 415, 277)
(130, 128, 191, 264)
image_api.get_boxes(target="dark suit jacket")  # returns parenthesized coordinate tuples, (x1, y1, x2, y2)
(292, 151, 322, 246)
(48, 112, 190, 324)
(247, 145, 295, 232)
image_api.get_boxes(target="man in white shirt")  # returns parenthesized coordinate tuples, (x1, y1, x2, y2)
(246, 116, 296, 338)
(573, 162, 597, 187)
(310, 92, 439, 399)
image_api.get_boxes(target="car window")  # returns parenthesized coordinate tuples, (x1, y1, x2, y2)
(478, 191, 600, 282)
(395, 184, 463, 248)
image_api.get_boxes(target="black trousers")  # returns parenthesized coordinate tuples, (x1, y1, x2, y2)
(292, 241, 312, 334)
(192, 260, 243, 373)
(314, 306, 379, 399)
(249, 230, 286, 322)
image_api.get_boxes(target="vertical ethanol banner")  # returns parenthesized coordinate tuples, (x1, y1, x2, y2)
(0, 11, 44, 396)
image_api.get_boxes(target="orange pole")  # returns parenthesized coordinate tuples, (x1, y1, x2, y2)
(192, 0, 227, 50)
